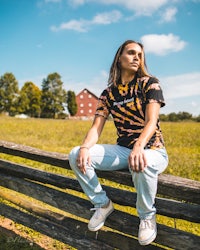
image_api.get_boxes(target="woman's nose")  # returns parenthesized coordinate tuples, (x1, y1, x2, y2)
(133, 54, 139, 61)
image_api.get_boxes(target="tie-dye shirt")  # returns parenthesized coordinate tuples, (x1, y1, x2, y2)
(95, 76, 165, 149)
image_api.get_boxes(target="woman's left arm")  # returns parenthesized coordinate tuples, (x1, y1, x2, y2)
(128, 102, 161, 172)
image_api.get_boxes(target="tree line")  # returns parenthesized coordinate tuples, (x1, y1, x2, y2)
(160, 112, 200, 122)
(0, 72, 77, 118)
(0, 72, 199, 121)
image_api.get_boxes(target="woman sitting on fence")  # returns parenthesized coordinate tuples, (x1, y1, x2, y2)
(69, 40, 168, 246)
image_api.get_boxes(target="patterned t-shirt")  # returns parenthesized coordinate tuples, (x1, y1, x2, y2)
(95, 76, 165, 149)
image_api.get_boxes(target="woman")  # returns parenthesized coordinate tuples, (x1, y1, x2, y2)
(69, 40, 168, 246)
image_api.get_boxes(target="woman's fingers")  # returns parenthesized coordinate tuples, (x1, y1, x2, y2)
(129, 152, 147, 172)
(77, 151, 91, 174)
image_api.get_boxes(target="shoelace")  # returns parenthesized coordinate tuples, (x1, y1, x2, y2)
(90, 207, 102, 219)
(140, 219, 154, 230)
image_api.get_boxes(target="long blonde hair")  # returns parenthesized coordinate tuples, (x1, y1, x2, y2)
(108, 40, 150, 87)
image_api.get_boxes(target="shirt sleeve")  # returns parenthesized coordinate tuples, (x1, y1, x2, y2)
(144, 77, 165, 107)
(95, 89, 110, 118)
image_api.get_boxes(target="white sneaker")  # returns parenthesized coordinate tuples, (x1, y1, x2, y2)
(138, 215, 157, 245)
(88, 200, 114, 231)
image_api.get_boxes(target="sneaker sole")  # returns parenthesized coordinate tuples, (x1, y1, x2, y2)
(88, 221, 105, 232)
(138, 229, 157, 246)
(88, 207, 114, 232)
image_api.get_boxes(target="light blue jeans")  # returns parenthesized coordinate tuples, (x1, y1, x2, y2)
(69, 144, 168, 219)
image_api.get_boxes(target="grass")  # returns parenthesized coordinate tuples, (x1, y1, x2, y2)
(0, 115, 199, 180)
(161, 122, 200, 180)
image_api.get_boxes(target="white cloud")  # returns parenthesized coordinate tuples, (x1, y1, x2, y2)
(107, 0, 168, 16)
(92, 10, 122, 24)
(161, 72, 200, 99)
(68, 0, 85, 6)
(160, 7, 177, 23)
(51, 19, 88, 32)
(141, 33, 187, 55)
(68, 0, 169, 15)
(51, 10, 122, 32)
(191, 101, 198, 107)
(45, 0, 62, 3)
(160, 72, 200, 115)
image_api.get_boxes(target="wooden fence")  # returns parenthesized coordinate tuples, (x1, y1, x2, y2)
(0, 140, 199, 249)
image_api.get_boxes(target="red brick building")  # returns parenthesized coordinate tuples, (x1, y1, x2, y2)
(75, 88, 99, 117)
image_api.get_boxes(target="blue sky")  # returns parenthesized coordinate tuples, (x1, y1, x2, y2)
(0, 0, 200, 115)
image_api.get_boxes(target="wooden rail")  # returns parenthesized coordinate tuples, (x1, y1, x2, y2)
(0, 140, 199, 249)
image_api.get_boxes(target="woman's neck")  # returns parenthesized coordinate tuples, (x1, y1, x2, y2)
(121, 73, 136, 85)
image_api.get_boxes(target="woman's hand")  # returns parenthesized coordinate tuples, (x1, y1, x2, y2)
(76, 115, 106, 174)
(76, 147, 91, 174)
(128, 143, 147, 172)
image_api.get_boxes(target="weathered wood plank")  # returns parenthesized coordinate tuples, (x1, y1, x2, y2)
(0, 203, 115, 250)
(0, 140, 68, 167)
(0, 173, 199, 250)
(0, 163, 199, 223)
(0, 192, 161, 250)
(0, 140, 200, 204)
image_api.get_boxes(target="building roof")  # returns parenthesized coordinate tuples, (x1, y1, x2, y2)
(76, 88, 99, 99)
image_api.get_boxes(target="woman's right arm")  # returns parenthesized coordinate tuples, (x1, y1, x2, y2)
(76, 115, 106, 174)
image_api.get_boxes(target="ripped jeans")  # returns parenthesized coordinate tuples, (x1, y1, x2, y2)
(69, 144, 168, 219)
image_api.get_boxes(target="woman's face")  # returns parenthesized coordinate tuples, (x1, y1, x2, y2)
(119, 43, 142, 74)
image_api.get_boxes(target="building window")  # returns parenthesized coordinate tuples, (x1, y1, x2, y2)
(80, 103, 84, 107)
(80, 110, 84, 114)
(89, 109, 92, 113)
(88, 103, 92, 107)
(84, 90, 87, 93)
(80, 95, 83, 99)
(88, 94, 92, 98)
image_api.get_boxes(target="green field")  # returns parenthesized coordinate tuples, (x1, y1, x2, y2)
(0, 115, 199, 181)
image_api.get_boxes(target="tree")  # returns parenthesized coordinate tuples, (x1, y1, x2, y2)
(41, 73, 67, 118)
(177, 111, 192, 120)
(195, 115, 200, 122)
(0, 73, 19, 115)
(168, 112, 179, 122)
(159, 114, 169, 121)
(19, 82, 41, 117)
(67, 90, 77, 116)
